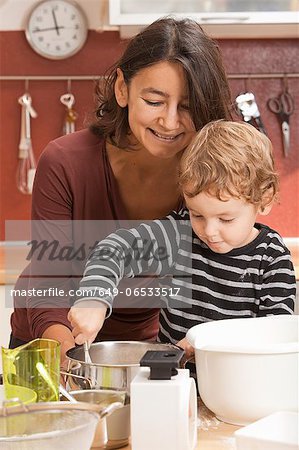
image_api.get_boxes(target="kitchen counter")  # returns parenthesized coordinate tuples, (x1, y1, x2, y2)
(120, 422, 239, 450)
(197, 423, 239, 450)
(0, 243, 29, 285)
(118, 400, 239, 450)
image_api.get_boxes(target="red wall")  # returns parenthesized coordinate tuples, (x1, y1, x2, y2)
(1, 31, 298, 238)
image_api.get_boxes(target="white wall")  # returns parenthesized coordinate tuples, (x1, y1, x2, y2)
(0, 0, 114, 30)
(1, 0, 297, 38)
(0, 286, 14, 372)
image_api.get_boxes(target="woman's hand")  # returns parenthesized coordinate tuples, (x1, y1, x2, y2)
(176, 337, 195, 360)
(68, 301, 107, 345)
(42, 324, 75, 367)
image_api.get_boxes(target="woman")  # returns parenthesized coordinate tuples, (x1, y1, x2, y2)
(10, 17, 231, 363)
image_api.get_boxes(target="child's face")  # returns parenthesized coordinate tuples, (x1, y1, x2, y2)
(185, 191, 263, 254)
(115, 61, 196, 159)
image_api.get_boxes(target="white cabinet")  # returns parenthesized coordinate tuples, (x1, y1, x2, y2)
(109, 0, 299, 38)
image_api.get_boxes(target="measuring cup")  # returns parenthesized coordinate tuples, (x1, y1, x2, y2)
(2, 339, 60, 402)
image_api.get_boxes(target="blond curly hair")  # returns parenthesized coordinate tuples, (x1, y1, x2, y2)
(179, 120, 279, 206)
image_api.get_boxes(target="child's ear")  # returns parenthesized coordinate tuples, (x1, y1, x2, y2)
(258, 203, 273, 216)
(258, 188, 275, 216)
(114, 68, 128, 108)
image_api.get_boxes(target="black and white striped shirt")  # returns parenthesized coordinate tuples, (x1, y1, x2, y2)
(77, 208, 296, 345)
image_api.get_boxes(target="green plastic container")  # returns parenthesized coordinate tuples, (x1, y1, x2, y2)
(2, 339, 60, 402)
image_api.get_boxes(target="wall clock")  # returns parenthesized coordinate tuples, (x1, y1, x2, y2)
(25, 0, 88, 60)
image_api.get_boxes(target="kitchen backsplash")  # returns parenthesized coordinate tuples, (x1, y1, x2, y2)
(0, 31, 298, 239)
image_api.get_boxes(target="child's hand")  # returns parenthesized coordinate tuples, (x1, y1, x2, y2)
(176, 337, 195, 360)
(68, 301, 107, 345)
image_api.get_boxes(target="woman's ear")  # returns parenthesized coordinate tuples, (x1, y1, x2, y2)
(114, 68, 128, 107)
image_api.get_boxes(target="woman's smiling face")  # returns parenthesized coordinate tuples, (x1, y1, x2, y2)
(115, 61, 196, 159)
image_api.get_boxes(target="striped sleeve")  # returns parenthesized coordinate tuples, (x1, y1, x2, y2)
(74, 213, 181, 313)
(258, 243, 296, 316)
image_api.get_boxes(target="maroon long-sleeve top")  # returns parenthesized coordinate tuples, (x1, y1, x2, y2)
(11, 129, 161, 342)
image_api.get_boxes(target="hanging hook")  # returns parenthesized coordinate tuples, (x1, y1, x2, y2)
(60, 93, 75, 109)
(244, 75, 249, 92)
(282, 74, 289, 93)
(67, 78, 72, 93)
(18, 93, 38, 118)
(25, 78, 29, 93)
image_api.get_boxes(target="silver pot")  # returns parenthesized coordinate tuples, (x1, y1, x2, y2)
(66, 390, 130, 449)
(64, 341, 180, 391)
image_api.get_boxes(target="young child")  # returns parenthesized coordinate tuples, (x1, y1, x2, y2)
(68, 121, 296, 351)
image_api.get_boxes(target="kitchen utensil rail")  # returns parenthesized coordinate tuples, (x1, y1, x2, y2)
(0, 73, 299, 81)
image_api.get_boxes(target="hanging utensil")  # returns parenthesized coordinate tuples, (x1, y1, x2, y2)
(267, 88, 294, 157)
(17, 93, 37, 194)
(235, 92, 267, 135)
(60, 93, 78, 135)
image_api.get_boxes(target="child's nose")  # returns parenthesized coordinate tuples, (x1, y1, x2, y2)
(203, 221, 218, 239)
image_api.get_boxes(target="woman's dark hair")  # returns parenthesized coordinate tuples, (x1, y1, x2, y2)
(90, 17, 232, 147)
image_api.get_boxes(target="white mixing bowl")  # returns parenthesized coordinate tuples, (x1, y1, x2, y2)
(186, 315, 299, 426)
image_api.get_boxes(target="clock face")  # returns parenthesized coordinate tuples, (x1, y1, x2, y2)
(25, 0, 88, 59)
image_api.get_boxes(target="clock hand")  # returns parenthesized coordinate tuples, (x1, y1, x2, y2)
(52, 8, 60, 36)
(32, 26, 65, 33)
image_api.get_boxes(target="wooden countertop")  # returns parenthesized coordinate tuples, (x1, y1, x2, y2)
(118, 400, 239, 450)
(1, 240, 299, 285)
(120, 423, 239, 450)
